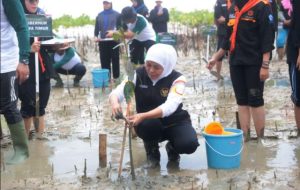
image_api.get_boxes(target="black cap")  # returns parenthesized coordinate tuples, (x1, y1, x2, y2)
(121, 6, 137, 23)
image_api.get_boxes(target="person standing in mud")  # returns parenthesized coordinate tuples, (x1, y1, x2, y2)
(131, 0, 149, 18)
(212, 0, 230, 80)
(286, 0, 300, 137)
(109, 44, 199, 168)
(148, 0, 169, 34)
(94, 0, 121, 82)
(106, 6, 156, 66)
(208, 0, 275, 142)
(0, 0, 30, 164)
(19, 0, 54, 139)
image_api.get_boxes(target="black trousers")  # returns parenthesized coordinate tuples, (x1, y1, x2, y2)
(230, 65, 264, 107)
(0, 71, 22, 124)
(130, 39, 155, 65)
(99, 41, 120, 79)
(134, 118, 199, 154)
(56, 63, 86, 80)
(19, 79, 50, 118)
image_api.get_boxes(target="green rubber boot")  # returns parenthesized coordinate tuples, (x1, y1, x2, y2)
(6, 121, 29, 165)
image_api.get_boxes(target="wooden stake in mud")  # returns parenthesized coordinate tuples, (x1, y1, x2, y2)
(235, 111, 241, 129)
(128, 127, 135, 180)
(99, 134, 107, 168)
(118, 124, 127, 178)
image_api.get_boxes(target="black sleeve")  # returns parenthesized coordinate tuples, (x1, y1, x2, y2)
(148, 9, 155, 22)
(258, 4, 275, 53)
(293, 0, 300, 47)
(94, 15, 99, 37)
(221, 9, 231, 50)
(270, 0, 278, 30)
(214, 0, 222, 20)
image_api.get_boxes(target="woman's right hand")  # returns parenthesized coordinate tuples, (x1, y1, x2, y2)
(31, 41, 41, 52)
(110, 97, 123, 118)
(207, 57, 217, 70)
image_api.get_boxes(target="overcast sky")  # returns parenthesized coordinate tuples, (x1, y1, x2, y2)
(39, 0, 215, 19)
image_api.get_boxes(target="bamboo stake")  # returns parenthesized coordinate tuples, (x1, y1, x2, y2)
(128, 127, 135, 180)
(118, 125, 127, 178)
(99, 134, 107, 168)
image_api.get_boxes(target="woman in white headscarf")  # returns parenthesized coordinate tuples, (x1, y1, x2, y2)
(109, 44, 199, 168)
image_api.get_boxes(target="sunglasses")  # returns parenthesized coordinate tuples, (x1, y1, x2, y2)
(27, 0, 39, 4)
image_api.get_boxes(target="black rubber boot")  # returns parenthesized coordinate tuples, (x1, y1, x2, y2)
(166, 142, 180, 161)
(143, 140, 160, 168)
(166, 142, 180, 169)
(54, 75, 64, 88)
(6, 121, 29, 165)
(73, 75, 82, 87)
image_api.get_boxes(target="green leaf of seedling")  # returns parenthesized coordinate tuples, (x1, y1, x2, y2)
(124, 81, 135, 104)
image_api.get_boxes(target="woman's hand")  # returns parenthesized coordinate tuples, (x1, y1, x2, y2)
(105, 30, 114, 38)
(31, 41, 41, 52)
(111, 101, 122, 118)
(128, 113, 145, 127)
(207, 58, 217, 70)
(260, 67, 269, 81)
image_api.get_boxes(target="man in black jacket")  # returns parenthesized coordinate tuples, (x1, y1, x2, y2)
(148, 0, 169, 34)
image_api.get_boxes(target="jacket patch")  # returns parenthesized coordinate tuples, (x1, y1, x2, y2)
(160, 88, 169, 97)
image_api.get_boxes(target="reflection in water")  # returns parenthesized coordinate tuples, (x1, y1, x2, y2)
(268, 142, 297, 169)
(2, 141, 52, 181)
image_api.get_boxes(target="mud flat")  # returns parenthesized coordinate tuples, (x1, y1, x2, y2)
(1, 52, 300, 189)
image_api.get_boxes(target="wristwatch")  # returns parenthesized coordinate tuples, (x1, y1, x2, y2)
(20, 59, 29, 65)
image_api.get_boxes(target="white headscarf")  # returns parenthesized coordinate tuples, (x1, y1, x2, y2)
(144, 43, 177, 85)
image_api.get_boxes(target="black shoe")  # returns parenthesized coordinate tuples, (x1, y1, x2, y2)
(73, 80, 80, 87)
(166, 142, 180, 162)
(54, 80, 64, 88)
(143, 140, 160, 168)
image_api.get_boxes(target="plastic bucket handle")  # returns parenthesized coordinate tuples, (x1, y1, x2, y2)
(203, 135, 244, 157)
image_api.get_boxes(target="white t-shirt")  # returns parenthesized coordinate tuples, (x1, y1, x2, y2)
(0, 1, 19, 73)
(127, 14, 156, 42)
(54, 51, 81, 70)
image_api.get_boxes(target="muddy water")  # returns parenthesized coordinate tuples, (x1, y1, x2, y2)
(1, 55, 300, 189)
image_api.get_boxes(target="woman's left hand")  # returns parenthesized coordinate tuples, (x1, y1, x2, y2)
(127, 113, 144, 127)
(105, 30, 114, 38)
(260, 67, 269, 81)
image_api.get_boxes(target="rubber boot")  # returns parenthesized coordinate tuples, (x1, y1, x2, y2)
(6, 121, 29, 165)
(73, 75, 82, 87)
(54, 75, 64, 88)
(166, 142, 180, 169)
(143, 140, 160, 168)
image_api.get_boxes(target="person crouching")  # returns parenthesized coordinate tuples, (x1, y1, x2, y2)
(109, 44, 199, 168)
(52, 43, 86, 87)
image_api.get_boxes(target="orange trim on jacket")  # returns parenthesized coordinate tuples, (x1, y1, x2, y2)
(230, 0, 263, 53)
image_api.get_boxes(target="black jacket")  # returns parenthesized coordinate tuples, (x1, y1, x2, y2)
(222, 0, 275, 66)
(135, 67, 190, 125)
(148, 6, 169, 33)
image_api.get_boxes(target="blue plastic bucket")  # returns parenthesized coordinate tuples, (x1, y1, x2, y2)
(91, 68, 109, 88)
(203, 128, 243, 169)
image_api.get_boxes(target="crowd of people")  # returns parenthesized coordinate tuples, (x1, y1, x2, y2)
(0, 0, 299, 171)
